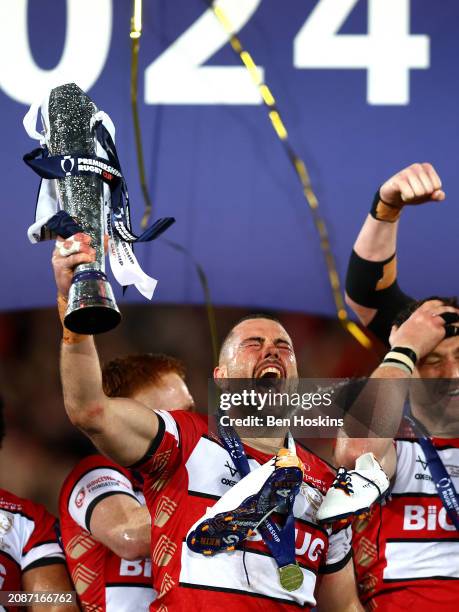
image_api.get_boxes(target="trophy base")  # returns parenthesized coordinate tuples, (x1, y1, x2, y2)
(64, 276, 121, 335)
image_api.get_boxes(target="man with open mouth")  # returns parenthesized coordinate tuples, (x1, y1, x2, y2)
(51, 236, 363, 611)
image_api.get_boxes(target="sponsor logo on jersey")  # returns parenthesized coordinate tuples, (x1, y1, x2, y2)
(75, 487, 86, 509)
(119, 558, 151, 577)
(224, 461, 238, 478)
(415, 454, 459, 480)
(403, 504, 455, 531)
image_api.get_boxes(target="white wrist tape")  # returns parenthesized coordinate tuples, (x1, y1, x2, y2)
(55, 235, 81, 257)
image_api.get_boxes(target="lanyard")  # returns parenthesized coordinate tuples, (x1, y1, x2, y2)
(404, 412, 459, 531)
(216, 419, 299, 572)
(418, 437, 459, 530)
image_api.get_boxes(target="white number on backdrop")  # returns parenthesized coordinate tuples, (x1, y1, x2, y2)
(293, 0, 429, 105)
(145, 0, 263, 105)
(0, 0, 112, 105)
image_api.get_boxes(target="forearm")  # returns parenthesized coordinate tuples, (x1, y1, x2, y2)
(115, 506, 151, 560)
(91, 498, 152, 560)
(60, 337, 108, 431)
(353, 214, 399, 261)
(336, 364, 409, 471)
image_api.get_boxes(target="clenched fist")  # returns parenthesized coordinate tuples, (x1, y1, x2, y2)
(380, 162, 445, 208)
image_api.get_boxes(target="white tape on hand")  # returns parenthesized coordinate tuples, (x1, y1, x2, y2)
(55, 236, 81, 257)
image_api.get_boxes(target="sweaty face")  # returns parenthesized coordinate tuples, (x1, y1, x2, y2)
(216, 318, 298, 380)
(131, 372, 195, 412)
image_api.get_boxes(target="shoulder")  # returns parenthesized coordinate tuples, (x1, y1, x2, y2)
(0, 488, 54, 522)
(59, 455, 138, 523)
(156, 409, 208, 451)
(60, 454, 132, 498)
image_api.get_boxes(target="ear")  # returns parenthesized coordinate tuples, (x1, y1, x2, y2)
(214, 365, 228, 379)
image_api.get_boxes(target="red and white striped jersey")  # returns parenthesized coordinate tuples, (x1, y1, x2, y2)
(137, 410, 352, 611)
(353, 437, 459, 611)
(59, 455, 155, 612)
(0, 489, 65, 611)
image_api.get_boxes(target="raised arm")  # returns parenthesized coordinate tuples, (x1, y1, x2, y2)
(53, 233, 159, 466)
(345, 163, 445, 341)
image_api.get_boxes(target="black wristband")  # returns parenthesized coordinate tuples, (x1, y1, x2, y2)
(390, 346, 418, 365)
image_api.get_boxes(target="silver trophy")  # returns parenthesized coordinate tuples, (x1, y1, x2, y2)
(46, 83, 121, 334)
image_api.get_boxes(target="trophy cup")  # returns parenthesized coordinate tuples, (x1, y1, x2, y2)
(46, 83, 121, 334)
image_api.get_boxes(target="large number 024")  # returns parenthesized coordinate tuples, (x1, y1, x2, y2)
(146, 0, 430, 106)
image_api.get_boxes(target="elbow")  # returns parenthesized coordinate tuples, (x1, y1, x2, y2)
(65, 400, 106, 434)
(112, 535, 149, 561)
(344, 292, 353, 309)
(344, 292, 375, 327)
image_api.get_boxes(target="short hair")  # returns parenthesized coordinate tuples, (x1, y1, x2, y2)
(219, 313, 283, 363)
(102, 353, 186, 398)
(393, 296, 459, 328)
(0, 397, 5, 448)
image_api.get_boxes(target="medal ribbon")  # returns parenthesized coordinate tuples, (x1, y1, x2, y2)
(405, 411, 459, 531)
(418, 437, 459, 530)
(217, 419, 300, 573)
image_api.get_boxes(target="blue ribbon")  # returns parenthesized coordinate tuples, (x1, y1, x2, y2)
(418, 437, 459, 530)
(404, 410, 459, 531)
(23, 122, 175, 245)
(217, 418, 298, 569)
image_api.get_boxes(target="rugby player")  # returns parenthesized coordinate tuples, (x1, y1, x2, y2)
(320, 163, 459, 610)
(50, 234, 363, 611)
(59, 354, 193, 611)
(0, 397, 79, 612)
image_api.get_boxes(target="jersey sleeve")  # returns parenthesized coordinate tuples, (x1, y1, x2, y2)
(21, 503, 65, 572)
(320, 525, 352, 574)
(67, 463, 140, 533)
(133, 410, 207, 478)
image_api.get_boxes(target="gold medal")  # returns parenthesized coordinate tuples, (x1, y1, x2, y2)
(278, 563, 304, 591)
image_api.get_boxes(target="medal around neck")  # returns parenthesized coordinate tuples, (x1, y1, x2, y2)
(278, 563, 304, 591)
